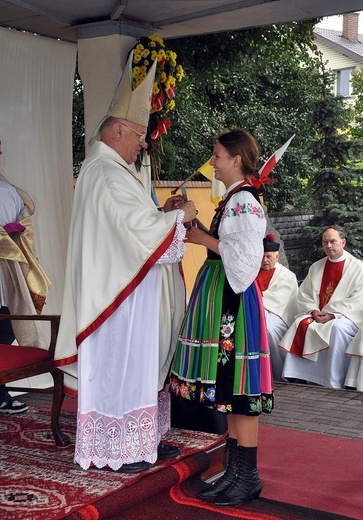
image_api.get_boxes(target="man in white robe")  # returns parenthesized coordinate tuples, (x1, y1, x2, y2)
(344, 327, 363, 391)
(256, 234, 298, 380)
(280, 226, 363, 389)
(55, 55, 197, 472)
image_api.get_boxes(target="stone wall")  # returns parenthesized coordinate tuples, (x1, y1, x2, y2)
(269, 211, 314, 256)
(269, 211, 314, 280)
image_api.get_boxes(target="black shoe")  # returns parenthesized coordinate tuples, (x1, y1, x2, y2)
(93, 461, 152, 473)
(157, 443, 181, 460)
(199, 475, 234, 499)
(199, 437, 238, 499)
(117, 461, 153, 473)
(212, 477, 262, 507)
(212, 445, 262, 507)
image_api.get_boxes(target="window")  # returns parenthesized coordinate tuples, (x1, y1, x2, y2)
(336, 68, 353, 97)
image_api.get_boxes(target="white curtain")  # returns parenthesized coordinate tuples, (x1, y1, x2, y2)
(0, 27, 77, 313)
(0, 28, 77, 389)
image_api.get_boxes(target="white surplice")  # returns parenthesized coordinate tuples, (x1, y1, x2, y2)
(259, 263, 298, 381)
(345, 327, 363, 391)
(55, 141, 187, 470)
(280, 252, 363, 389)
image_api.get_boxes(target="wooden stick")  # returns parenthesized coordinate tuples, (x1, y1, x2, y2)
(171, 170, 199, 194)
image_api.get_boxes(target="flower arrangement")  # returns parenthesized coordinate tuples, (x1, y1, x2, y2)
(131, 34, 184, 176)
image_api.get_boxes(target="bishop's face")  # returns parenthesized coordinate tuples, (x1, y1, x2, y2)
(118, 121, 147, 164)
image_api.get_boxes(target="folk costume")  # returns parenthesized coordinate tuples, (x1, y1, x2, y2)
(256, 237, 298, 381)
(55, 53, 187, 470)
(170, 181, 273, 416)
(280, 251, 363, 388)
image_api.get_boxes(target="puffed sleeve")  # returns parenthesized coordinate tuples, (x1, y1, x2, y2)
(218, 191, 266, 293)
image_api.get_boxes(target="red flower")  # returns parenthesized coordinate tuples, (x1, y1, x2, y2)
(151, 118, 171, 140)
(180, 383, 190, 399)
(166, 84, 175, 99)
(151, 91, 165, 111)
(221, 338, 234, 352)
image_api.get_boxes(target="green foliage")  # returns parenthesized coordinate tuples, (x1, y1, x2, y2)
(72, 21, 327, 211)
(297, 62, 363, 265)
(158, 22, 324, 211)
(350, 68, 363, 140)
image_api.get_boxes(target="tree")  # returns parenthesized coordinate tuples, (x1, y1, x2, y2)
(296, 60, 363, 276)
(159, 22, 324, 211)
(350, 68, 363, 140)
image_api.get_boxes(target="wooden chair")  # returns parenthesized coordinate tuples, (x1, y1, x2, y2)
(0, 314, 70, 447)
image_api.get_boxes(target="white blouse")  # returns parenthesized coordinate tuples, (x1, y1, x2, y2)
(218, 183, 266, 293)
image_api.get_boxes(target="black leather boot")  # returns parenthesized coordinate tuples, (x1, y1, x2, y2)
(199, 437, 238, 499)
(212, 446, 262, 506)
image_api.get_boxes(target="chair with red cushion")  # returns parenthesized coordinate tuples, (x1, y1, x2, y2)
(0, 314, 70, 447)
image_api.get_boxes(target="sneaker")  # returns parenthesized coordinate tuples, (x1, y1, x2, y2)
(0, 398, 28, 414)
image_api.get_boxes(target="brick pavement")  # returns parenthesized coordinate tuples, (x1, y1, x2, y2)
(260, 381, 363, 440)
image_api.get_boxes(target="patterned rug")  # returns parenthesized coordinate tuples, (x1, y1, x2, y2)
(0, 406, 225, 520)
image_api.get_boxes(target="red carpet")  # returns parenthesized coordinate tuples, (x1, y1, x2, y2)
(68, 453, 353, 520)
(0, 407, 361, 519)
(121, 475, 354, 520)
(258, 424, 363, 519)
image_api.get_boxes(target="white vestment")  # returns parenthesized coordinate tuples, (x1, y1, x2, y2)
(280, 252, 363, 389)
(55, 141, 187, 470)
(345, 327, 363, 391)
(259, 263, 298, 381)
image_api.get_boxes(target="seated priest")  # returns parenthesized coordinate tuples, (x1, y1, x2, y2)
(279, 226, 363, 389)
(256, 234, 298, 381)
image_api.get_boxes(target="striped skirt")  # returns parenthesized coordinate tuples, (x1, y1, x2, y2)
(170, 260, 273, 415)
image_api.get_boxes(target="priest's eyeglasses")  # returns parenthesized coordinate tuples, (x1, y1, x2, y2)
(122, 123, 146, 143)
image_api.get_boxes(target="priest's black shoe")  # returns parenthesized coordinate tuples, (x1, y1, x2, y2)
(157, 443, 181, 460)
(93, 461, 152, 473)
(116, 461, 152, 473)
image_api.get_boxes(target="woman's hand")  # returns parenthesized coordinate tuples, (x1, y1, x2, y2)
(185, 226, 208, 245)
(185, 225, 220, 254)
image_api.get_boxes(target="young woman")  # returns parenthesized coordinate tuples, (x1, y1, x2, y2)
(170, 128, 273, 507)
